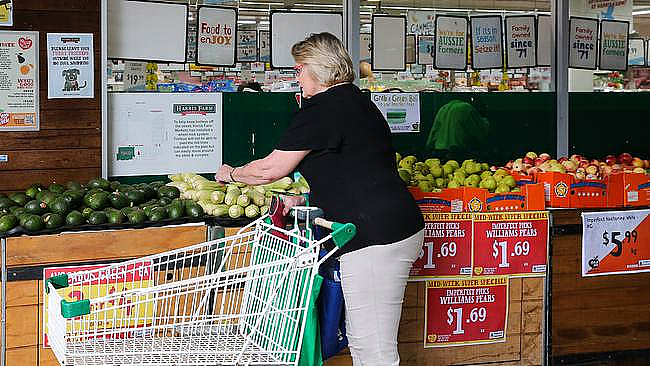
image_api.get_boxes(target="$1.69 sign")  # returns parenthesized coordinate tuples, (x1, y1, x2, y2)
(582, 209, 650, 276)
(410, 213, 473, 278)
(472, 211, 548, 276)
(425, 276, 508, 347)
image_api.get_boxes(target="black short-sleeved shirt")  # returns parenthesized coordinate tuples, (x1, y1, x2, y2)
(277, 83, 424, 254)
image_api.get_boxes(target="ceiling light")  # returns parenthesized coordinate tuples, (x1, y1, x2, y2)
(237, 20, 257, 24)
(237, 7, 269, 12)
(633, 9, 650, 15)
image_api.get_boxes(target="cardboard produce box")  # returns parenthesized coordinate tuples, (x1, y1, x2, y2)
(485, 183, 545, 212)
(606, 172, 650, 207)
(536, 172, 572, 208)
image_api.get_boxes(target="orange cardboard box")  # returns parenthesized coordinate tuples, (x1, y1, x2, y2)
(536, 172, 572, 208)
(408, 187, 462, 213)
(569, 179, 607, 208)
(446, 187, 487, 212)
(485, 183, 545, 212)
(606, 172, 650, 207)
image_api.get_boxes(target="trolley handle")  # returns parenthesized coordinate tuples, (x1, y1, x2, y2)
(314, 217, 357, 248)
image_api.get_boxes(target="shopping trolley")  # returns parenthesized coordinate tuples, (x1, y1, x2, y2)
(45, 207, 356, 365)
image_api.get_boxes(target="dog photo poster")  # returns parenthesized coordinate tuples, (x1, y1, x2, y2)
(47, 33, 94, 99)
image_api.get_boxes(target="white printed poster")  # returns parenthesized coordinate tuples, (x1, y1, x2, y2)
(0, 30, 39, 131)
(470, 16, 503, 70)
(0, 0, 12, 26)
(360, 33, 371, 62)
(371, 93, 420, 133)
(505, 16, 536, 68)
(196, 6, 237, 66)
(537, 15, 552, 66)
(569, 18, 598, 70)
(259, 30, 270, 63)
(108, 93, 222, 176)
(237, 30, 257, 62)
(435, 16, 468, 70)
(628, 39, 645, 66)
(407, 10, 435, 35)
(570, 0, 632, 22)
(47, 33, 94, 99)
(417, 35, 434, 65)
(599, 20, 629, 71)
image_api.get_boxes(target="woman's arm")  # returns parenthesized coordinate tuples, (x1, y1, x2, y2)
(215, 149, 310, 185)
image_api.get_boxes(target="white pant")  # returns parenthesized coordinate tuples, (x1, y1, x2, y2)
(339, 229, 424, 366)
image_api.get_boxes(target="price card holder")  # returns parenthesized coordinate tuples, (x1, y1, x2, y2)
(123, 61, 147, 91)
(472, 211, 548, 277)
(582, 209, 650, 277)
(424, 276, 508, 347)
(410, 213, 473, 279)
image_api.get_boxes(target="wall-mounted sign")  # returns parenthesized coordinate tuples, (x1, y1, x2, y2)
(569, 17, 598, 70)
(417, 35, 435, 65)
(196, 6, 237, 67)
(123, 61, 147, 91)
(628, 38, 645, 66)
(237, 30, 257, 62)
(505, 16, 537, 68)
(0, 30, 39, 132)
(406, 34, 416, 64)
(259, 30, 270, 63)
(47, 33, 94, 99)
(360, 33, 371, 62)
(371, 93, 420, 133)
(599, 20, 629, 71)
(570, 0, 632, 22)
(470, 16, 503, 70)
(372, 15, 406, 71)
(435, 16, 468, 70)
(537, 15, 552, 66)
(407, 10, 435, 35)
(0, 0, 12, 26)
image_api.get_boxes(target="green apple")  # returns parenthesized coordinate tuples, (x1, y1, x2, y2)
(414, 162, 430, 175)
(494, 168, 509, 177)
(453, 170, 466, 181)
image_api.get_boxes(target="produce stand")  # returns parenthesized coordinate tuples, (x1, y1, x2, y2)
(0, 221, 225, 366)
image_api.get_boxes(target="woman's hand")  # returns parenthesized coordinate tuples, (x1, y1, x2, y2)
(215, 164, 235, 183)
(281, 194, 306, 215)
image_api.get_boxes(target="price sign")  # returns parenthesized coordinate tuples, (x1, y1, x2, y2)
(237, 30, 257, 62)
(259, 30, 270, 63)
(472, 211, 548, 277)
(569, 17, 598, 70)
(417, 35, 435, 65)
(425, 277, 508, 347)
(582, 209, 650, 276)
(124, 61, 147, 90)
(410, 212, 472, 279)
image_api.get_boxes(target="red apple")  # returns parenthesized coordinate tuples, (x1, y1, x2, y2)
(633, 167, 646, 174)
(558, 156, 568, 163)
(527, 167, 541, 175)
(631, 157, 644, 168)
(590, 159, 601, 165)
(539, 153, 551, 161)
(512, 160, 525, 172)
(522, 156, 534, 165)
(575, 171, 586, 180)
(605, 155, 616, 166)
(645, 160, 649, 169)
(505, 161, 513, 169)
(570, 154, 582, 162)
(534, 157, 545, 166)
(601, 165, 613, 176)
(586, 164, 599, 175)
(525, 151, 538, 159)
(618, 152, 633, 165)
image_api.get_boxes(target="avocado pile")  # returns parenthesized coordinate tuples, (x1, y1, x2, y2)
(0, 178, 205, 235)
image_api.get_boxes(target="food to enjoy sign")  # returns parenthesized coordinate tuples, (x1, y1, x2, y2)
(425, 276, 508, 347)
(472, 211, 548, 277)
(196, 6, 236, 66)
(569, 17, 598, 69)
(505, 16, 537, 68)
(410, 213, 473, 278)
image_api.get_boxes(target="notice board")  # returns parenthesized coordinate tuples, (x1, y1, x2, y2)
(108, 93, 222, 177)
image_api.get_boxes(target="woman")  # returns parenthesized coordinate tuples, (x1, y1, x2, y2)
(216, 32, 424, 366)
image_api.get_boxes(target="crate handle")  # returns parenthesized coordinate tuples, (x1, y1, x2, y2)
(61, 299, 91, 318)
(314, 218, 356, 248)
(45, 274, 69, 294)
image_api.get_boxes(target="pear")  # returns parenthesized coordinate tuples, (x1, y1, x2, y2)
(395, 152, 402, 164)
(446, 160, 460, 170)
(430, 165, 443, 178)
(447, 179, 462, 188)
(442, 164, 454, 176)
(495, 184, 511, 193)
(502, 175, 517, 189)
(398, 169, 411, 183)
(480, 171, 493, 180)
(425, 158, 441, 168)
(480, 163, 490, 171)
(464, 177, 479, 188)
(480, 177, 497, 191)
(418, 180, 434, 192)
(435, 178, 447, 189)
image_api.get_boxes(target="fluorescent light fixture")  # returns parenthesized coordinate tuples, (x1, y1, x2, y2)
(239, 1, 283, 5)
(294, 3, 342, 7)
(259, 20, 270, 25)
(237, 7, 269, 12)
(633, 9, 650, 15)
(237, 20, 257, 24)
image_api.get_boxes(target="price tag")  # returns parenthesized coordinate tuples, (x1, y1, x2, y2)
(258, 30, 270, 63)
(582, 209, 650, 276)
(417, 35, 435, 65)
(472, 211, 548, 277)
(123, 61, 147, 90)
(425, 277, 508, 347)
(410, 213, 472, 279)
(237, 30, 257, 62)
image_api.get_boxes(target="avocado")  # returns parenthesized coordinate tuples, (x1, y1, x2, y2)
(8, 192, 30, 206)
(24, 200, 47, 215)
(43, 213, 65, 229)
(114, 184, 132, 193)
(66, 181, 84, 192)
(38, 191, 58, 206)
(81, 207, 94, 219)
(157, 197, 172, 206)
(186, 203, 204, 218)
(61, 190, 84, 208)
(87, 178, 111, 191)
(87, 211, 108, 225)
(126, 189, 147, 205)
(171, 198, 186, 208)
(120, 206, 134, 217)
(25, 184, 44, 198)
(110, 192, 130, 209)
(109, 180, 121, 192)
(48, 183, 66, 194)
(87, 192, 110, 210)
(23, 214, 45, 232)
(0, 214, 18, 233)
(11, 207, 26, 217)
(149, 181, 165, 190)
(0, 198, 15, 210)
(158, 186, 181, 200)
(142, 205, 158, 217)
(127, 209, 147, 224)
(148, 206, 168, 222)
(139, 185, 157, 201)
(106, 209, 125, 225)
(167, 204, 184, 219)
(66, 210, 84, 226)
(49, 198, 70, 215)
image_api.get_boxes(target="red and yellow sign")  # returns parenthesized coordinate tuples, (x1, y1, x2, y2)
(472, 211, 548, 277)
(425, 276, 508, 347)
(410, 212, 473, 278)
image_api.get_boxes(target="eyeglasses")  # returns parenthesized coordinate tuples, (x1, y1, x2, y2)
(293, 64, 304, 76)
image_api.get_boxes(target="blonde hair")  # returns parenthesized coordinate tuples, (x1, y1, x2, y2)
(291, 32, 355, 87)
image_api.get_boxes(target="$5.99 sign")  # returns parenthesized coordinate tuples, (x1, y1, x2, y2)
(410, 213, 473, 278)
(425, 276, 508, 347)
(582, 209, 650, 276)
(472, 211, 548, 277)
